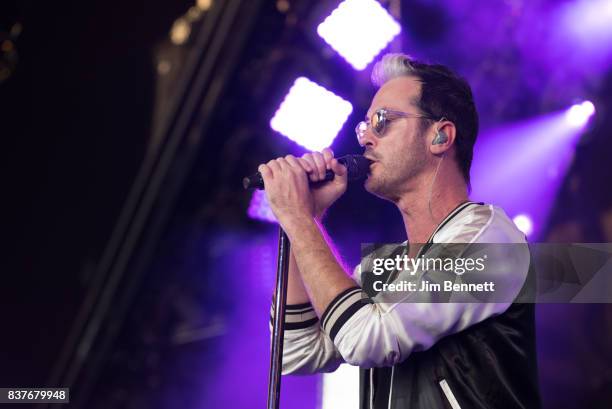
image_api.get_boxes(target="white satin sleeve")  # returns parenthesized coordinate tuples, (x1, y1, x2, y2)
(268, 265, 362, 375)
(318, 204, 531, 368)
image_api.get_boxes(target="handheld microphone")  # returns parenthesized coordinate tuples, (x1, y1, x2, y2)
(243, 154, 372, 190)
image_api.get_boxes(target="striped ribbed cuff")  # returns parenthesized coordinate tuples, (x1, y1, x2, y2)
(270, 302, 319, 330)
(320, 286, 372, 342)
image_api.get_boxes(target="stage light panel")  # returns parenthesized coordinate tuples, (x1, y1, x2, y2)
(317, 0, 401, 70)
(270, 77, 352, 151)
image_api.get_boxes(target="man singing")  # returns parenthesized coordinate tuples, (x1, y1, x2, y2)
(259, 53, 540, 409)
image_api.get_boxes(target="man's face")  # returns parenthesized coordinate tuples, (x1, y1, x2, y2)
(362, 76, 432, 201)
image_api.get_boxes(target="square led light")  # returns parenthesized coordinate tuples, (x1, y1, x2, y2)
(317, 0, 401, 70)
(270, 77, 353, 151)
(247, 190, 277, 224)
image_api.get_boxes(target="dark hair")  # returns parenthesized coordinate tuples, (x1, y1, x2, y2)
(372, 54, 479, 187)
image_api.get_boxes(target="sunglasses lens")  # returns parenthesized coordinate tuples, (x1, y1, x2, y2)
(372, 111, 385, 135)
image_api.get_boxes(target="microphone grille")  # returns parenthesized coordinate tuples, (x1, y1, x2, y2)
(339, 155, 372, 181)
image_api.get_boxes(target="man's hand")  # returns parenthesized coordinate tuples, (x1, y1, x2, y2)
(258, 148, 347, 230)
(300, 148, 347, 218)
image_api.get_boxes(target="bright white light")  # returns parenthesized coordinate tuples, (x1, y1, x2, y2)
(270, 77, 353, 151)
(317, 0, 401, 70)
(321, 364, 359, 409)
(247, 190, 277, 224)
(559, 0, 612, 47)
(513, 214, 534, 236)
(565, 100, 595, 127)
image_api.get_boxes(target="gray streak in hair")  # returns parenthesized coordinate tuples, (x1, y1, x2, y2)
(370, 53, 418, 87)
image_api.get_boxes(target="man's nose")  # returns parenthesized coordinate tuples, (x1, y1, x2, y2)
(359, 128, 377, 147)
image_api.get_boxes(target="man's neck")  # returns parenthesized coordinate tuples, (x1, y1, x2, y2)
(396, 171, 469, 244)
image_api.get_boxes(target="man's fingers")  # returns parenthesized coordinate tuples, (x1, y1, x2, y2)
(301, 154, 319, 179)
(322, 148, 334, 168)
(301, 153, 325, 181)
(310, 152, 327, 180)
(275, 157, 289, 171)
(298, 155, 319, 182)
(265, 153, 341, 183)
(258, 164, 273, 187)
(258, 164, 271, 177)
(299, 158, 314, 173)
(270, 156, 309, 187)
(266, 159, 281, 174)
(285, 155, 310, 176)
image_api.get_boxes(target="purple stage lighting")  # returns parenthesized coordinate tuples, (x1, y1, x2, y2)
(471, 109, 587, 240)
(270, 77, 353, 151)
(200, 230, 319, 409)
(556, 0, 612, 67)
(247, 190, 277, 224)
(316, 0, 401, 70)
(565, 101, 595, 128)
(513, 214, 534, 237)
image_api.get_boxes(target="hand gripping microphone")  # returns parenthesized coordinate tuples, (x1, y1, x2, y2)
(243, 154, 372, 190)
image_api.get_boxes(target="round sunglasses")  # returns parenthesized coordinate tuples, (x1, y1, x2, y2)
(355, 108, 434, 146)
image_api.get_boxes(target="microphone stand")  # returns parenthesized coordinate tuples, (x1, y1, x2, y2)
(268, 227, 290, 409)
(248, 154, 369, 408)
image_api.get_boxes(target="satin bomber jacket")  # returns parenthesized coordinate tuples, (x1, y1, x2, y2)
(270, 201, 541, 409)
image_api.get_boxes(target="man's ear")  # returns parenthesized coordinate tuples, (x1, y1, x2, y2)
(430, 120, 456, 155)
